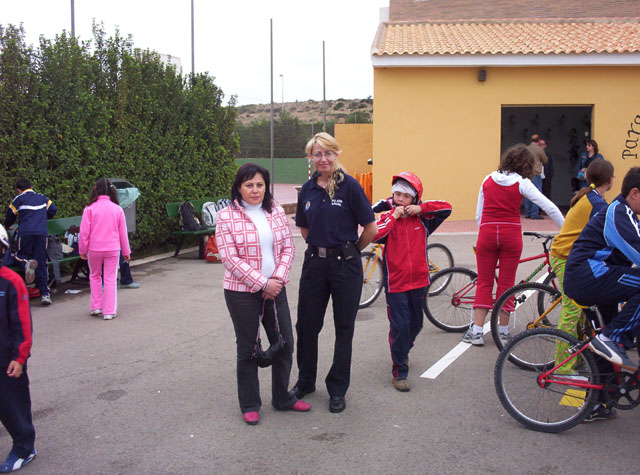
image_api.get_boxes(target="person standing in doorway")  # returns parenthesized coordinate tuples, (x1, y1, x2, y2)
(577, 139, 604, 189)
(293, 132, 376, 414)
(524, 134, 547, 220)
(540, 138, 554, 201)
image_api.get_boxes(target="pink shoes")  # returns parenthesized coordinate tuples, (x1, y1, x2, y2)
(243, 411, 260, 425)
(291, 400, 311, 412)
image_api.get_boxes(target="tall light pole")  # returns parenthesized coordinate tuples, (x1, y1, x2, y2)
(70, 0, 75, 37)
(322, 41, 326, 131)
(191, 0, 195, 76)
(279, 74, 284, 113)
(269, 19, 275, 196)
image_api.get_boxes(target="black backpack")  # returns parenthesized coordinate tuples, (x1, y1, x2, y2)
(178, 201, 201, 231)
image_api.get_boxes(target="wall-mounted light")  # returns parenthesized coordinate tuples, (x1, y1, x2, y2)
(478, 68, 487, 82)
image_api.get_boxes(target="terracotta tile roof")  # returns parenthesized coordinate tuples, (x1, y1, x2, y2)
(372, 21, 640, 55)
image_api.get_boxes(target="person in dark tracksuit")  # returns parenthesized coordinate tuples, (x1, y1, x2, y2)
(0, 224, 37, 473)
(565, 166, 640, 373)
(4, 179, 57, 306)
(372, 172, 452, 392)
(293, 132, 377, 413)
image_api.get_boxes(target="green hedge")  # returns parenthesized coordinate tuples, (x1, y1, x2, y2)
(0, 24, 238, 253)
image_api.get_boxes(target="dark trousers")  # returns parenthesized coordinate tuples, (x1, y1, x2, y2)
(565, 265, 640, 349)
(119, 253, 133, 285)
(0, 366, 35, 458)
(295, 250, 363, 397)
(224, 288, 296, 413)
(385, 288, 426, 378)
(4, 235, 49, 295)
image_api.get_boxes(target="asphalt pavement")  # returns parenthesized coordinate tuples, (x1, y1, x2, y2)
(8, 233, 639, 474)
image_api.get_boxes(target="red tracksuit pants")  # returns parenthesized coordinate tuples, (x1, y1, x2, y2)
(473, 224, 522, 311)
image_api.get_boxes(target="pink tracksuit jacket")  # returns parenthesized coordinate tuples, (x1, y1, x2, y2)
(79, 196, 131, 256)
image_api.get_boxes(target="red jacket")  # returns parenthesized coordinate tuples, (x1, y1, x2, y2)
(373, 201, 452, 293)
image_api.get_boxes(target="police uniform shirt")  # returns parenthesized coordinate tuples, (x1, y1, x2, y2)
(295, 172, 374, 247)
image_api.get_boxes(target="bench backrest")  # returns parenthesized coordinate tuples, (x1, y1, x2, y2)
(47, 216, 82, 235)
(165, 197, 227, 218)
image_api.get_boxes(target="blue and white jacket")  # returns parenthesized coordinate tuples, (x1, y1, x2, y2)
(566, 194, 640, 280)
(4, 189, 57, 236)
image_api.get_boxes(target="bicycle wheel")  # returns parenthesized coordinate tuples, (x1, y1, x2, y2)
(360, 251, 383, 308)
(495, 328, 599, 433)
(491, 282, 561, 352)
(538, 271, 559, 314)
(427, 243, 454, 295)
(423, 267, 477, 332)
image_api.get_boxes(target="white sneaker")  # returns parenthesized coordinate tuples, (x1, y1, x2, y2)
(462, 328, 484, 346)
(41, 293, 52, 306)
(103, 314, 116, 320)
(90, 309, 102, 317)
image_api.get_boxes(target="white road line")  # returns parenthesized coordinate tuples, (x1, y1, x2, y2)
(420, 272, 550, 379)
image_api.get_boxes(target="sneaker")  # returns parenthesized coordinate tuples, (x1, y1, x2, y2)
(589, 334, 637, 372)
(462, 328, 484, 346)
(392, 377, 410, 392)
(40, 294, 52, 306)
(90, 309, 102, 317)
(23, 260, 38, 285)
(0, 449, 36, 473)
(103, 314, 116, 320)
(582, 404, 617, 423)
(499, 331, 510, 347)
(119, 282, 140, 289)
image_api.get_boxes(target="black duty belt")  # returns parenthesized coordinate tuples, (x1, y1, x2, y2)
(308, 245, 341, 258)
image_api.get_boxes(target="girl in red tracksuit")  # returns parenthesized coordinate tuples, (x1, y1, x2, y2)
(372, 172, 452, 391)
(462, 143, 564, 347)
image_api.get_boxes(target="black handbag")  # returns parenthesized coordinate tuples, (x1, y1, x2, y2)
(252, 299, 287, 368)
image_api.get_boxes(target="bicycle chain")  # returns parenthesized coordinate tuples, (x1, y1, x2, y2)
(602, 372, 640, 410)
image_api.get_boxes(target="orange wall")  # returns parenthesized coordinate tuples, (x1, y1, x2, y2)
(335, 123, 373, 176)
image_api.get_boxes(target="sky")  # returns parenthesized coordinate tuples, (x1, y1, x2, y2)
(1, 0, 389, 106)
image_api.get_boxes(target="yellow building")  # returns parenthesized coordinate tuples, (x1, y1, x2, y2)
(369, 0, 640, 220)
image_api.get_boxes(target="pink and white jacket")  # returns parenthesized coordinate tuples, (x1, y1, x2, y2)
(79, 196, 131, 255)
(216, 200, 294, 293)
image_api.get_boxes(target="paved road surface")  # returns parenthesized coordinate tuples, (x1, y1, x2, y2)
(9, 234, 638, 474)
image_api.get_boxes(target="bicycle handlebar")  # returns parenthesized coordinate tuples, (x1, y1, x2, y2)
(523, 231, 557, 252)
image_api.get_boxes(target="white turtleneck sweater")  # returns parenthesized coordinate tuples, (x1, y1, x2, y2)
(242, 201, 275, 278)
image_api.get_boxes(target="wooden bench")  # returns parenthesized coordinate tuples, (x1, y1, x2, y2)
(165, 198, 225, 258)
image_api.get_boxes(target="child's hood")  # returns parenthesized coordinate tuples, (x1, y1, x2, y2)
(489, 170, 521, 186)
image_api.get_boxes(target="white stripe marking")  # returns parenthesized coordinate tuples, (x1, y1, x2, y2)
(421, 272, 551, 379)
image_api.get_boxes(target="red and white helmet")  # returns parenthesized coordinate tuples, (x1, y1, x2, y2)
(0, 224, 9, 251)
(391, 172, 423, 202)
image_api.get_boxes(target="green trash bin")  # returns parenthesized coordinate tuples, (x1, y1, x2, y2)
(109, 178, 140, 233)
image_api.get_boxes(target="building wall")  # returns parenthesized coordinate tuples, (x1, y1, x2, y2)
(335, 123, 374, 176)
(389, 0, 640, 22)
(372, 65, 640, 220)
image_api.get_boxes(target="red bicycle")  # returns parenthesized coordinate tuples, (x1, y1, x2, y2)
(495, 304, 640, 433)
(423, 232, 559, 348)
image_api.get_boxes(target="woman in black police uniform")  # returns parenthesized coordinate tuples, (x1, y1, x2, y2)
(292, 132, 377, 413)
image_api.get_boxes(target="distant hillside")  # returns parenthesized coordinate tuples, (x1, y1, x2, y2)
(236, 98, 373, 125)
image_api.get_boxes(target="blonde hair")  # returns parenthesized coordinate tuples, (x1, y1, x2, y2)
(306, 132, 346, 199)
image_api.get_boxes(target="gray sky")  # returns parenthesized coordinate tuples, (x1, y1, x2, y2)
(1, 0, 388, 106)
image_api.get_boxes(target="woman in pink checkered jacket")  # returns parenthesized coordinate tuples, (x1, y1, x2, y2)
(216, 163, 311, 425)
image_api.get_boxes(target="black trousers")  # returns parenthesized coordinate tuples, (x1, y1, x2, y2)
(224, 288, 296, 413)
(4, 235, 49, 295)
(0, 365, 35, 458)
(295, 249, 363, 397)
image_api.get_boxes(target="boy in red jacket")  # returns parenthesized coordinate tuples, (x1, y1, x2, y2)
(0, 224, 36, 472)
(372, 172, 452, 391)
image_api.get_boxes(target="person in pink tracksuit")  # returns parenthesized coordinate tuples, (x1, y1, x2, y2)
(79, 178, 131, 321)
